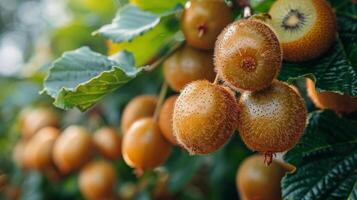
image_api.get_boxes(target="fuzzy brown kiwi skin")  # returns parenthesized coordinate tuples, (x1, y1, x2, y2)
(121, 95, 157, 134)
(122, 118, 172, 171)
(181, 0, 233, 50)
(214, 19, 282, 92)
(163, 45, 216, 92)
(237, 154, 289, 200)
(173, 80, 239, 154)
(306, 79, 357, 114)
(269, 0, 337, 62)
(158, 95, 179, 145)
(237, 80, 307, 154)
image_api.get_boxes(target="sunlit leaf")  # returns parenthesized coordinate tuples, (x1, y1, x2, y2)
(42, 47, 142, 111)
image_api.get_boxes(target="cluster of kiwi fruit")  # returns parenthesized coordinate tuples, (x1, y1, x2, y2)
(168, 0, 316, 164)
(120, 95, 173, 175)
(119, 0, 235, 172)
(8, 1, 351, 199)
(266, 0, 357, 115)
(172, 0, 343, 163)
(120, 0, 341, 169)
(13, 107, 123, 200)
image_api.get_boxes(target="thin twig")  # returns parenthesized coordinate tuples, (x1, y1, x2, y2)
(243, 6, 252, 18)
(143, 42, 183, 72)
(213, 74, 220, 85)
(153, 81, 168, 121)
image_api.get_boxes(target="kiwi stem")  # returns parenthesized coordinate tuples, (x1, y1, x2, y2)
(213, 74, 220, 85)
(243, 6, 252, 18)
(264, 152, 275, 166)
(153, 81, 168, 121)
(134, 168, 144, 177)
(143, 41, 183, 72)
(197, 24, 206, 38)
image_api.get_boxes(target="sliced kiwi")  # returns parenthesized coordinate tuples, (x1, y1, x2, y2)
(269, 0, 336, 62)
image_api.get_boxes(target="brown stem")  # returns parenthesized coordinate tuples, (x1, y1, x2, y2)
(243, 6, 252, 18)
(134, 168, 144, 177)
(153, 81, 168, 121)
(213, 74, 220, 85)
(143, 42, 182, 72)
(197, 24, 206, 38)
(264, 151, 276, 166)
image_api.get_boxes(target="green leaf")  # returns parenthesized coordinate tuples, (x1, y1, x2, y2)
(107, 18, 182, 66)
(94, 4, 182, 43)
(278, 3, 357, 96)
(42, 47, 141, 111)
(279, 15, 357, 96)
(129, 0, 186, 13)
(282, 110, 357, 200)
(338, 15, 357, 65)
(279, 39, 357, 96)
(327, 0, 356, 14)
(251, 0, 275, 12)
(165, 149, 204, 193)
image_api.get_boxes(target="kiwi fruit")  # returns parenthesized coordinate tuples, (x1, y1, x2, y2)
(181, 0, 233, 50)
(121, 95, 157, 133)
(122, 118, 172, 173)
(158, 95, 179, 145)
(163, 45, 216, 92)
(19, 107, 59, 138)
(173, 80, 239, 154)
(93, 127, 122, 160)
(23, 127, 59, 170)
(12, 140, 28, 169)
(53, 125, 93, 173)
(79, 160, 116, 200)
(306, 79, 357, 114)
(237, 154, 289, 200)
(269, 0, 336, 62)
(237, 80, 307, 159)
(214, 19, 282, 92)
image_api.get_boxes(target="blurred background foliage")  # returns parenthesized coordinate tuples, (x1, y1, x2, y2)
(0, 0, 339, 199)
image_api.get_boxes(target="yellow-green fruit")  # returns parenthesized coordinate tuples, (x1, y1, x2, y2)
(79, 160, 116, 200)
(173, 80, 239, 154)
(93, 127, 122, 160)
(158, 95, 179, 145)
(122, 118, 172, 171)
(163, 45, 216, 92)
(237, 80, 307, 154)
(269, 0, 336, 62)
(181, 0, 233, 50)
(237, 155, 288, 200)
(19, 107, 59, 138)
(214, 19, 282, 91)
(24, 127, 59, 170)
(53, 126, 93, 174)
(121, 95, 157, 133)
(306, 79, 357, 114)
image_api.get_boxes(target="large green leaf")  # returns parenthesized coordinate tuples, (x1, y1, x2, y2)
(279, 39, 357, 96)
(42, 47, 141, 111)
(278, 2, 357, 96)
(250, 0, 275, 12)
(129, 0, 186, 13)
(94, 4, 181, 43)
(107, 23, 182, 66)
(282, 110, 357, 200)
